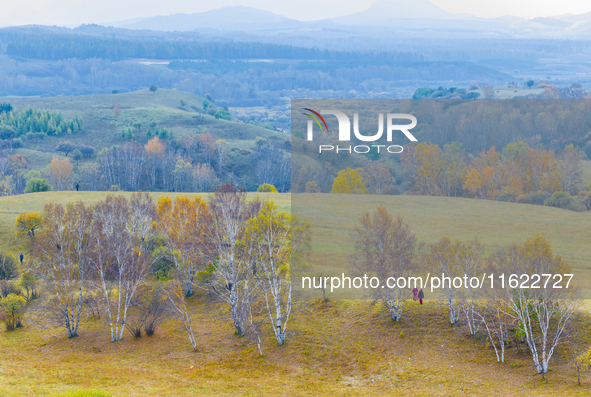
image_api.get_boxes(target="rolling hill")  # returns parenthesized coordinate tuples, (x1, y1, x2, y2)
(3, 89, 289, 185)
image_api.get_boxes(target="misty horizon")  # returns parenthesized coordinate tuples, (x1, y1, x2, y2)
(2, 0, 591, 28)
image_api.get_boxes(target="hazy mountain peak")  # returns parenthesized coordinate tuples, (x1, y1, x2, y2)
(117, 6, 293, 32)
(555, 10, 591, 24)
(365, 0, 451, 18)
(332, 0, 464, 25)
(327, 0, 458, 25)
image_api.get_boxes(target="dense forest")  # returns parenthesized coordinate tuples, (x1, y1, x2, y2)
(0, 25, 568, 105)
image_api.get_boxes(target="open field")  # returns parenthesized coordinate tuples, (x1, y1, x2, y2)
(293, 193, 591, 298)
(1, 193, 591, 395)
(0, 297, 589, 397)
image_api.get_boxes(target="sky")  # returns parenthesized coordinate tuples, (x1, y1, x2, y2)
(1, 0, 590, 26)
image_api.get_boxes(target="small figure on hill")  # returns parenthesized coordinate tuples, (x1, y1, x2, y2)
(75, 182, 80, 191)
(418, 288, 424, 305)
(19, 252, 24, 264)
(412, 286, 418, 301)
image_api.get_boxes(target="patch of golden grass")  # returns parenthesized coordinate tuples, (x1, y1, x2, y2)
(1, 191, 591, 395)
(0, 296, 589, 396)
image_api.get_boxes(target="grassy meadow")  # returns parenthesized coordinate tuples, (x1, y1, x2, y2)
(1, 298, 590, 397)
(1, 192, 591, 396)
(6, 89, 287, 181)
(292, 193, 591, 298)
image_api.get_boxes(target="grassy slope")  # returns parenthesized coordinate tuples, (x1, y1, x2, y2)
(1, 192, 591, 395)
(292, 193, 591, 298)
(6, 89, 287, 176)
(0, 298, 589, 396)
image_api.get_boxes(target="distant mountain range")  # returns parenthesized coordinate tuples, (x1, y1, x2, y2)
(113, 6, 295, 32)
(102, 0, 591, 39)
(111, 0, 468, 32)
(329, 0, 456, 23)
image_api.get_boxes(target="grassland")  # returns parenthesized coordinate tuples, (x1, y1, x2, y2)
(6, 89, 287, 179)
(1, 192, 591, 396)
(294, 193, 591, 298)
(0, 296, 590, 396)
(2, 191, 591, 294)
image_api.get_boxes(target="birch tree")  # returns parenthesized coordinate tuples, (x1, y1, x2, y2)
(352, 205, 416, 322)
(246, 201, 310, 346)
(205, 187, 260, 336)
(559, 144, 582, 195)
(167, 280, 198, 350)
(496, 235, 578, 374)
(155, 196, 210, 297)
(144, 137, 165, 189)
(32, 201, 92, 338)
(50, 157, 73, 191)
(430, 237, 461, 325)
(89, 193, 154, 342)
(456, 239, 484, 336)
(475, 298, 511, 363)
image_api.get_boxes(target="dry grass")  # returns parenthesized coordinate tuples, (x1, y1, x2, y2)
(1, 192, 591, 395)
(0, 296, 589, 396)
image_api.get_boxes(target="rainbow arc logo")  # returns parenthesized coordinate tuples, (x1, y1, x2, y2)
(302, 108, 329, 133)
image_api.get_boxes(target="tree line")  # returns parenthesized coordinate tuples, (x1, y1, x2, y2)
(402, 141, 591, 210)
(0, 107, 82, 138)
(0, 57, 505, 105)
(4, 33, 419, 63)
(0, 107, 83, 151)
(0, 134, 291, 195)
(5, 188, 310, 353)
(300, 141, 591, 212)
(2, 199, 590, 381)
(349, 205, 584, 376)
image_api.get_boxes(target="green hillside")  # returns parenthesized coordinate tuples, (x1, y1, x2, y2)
(4, 89, 288, 179)
(293, 193, 591, 298)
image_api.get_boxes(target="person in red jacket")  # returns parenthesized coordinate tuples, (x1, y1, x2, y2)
(418, 288, 424, 305)
(412, 287, 418, 301)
